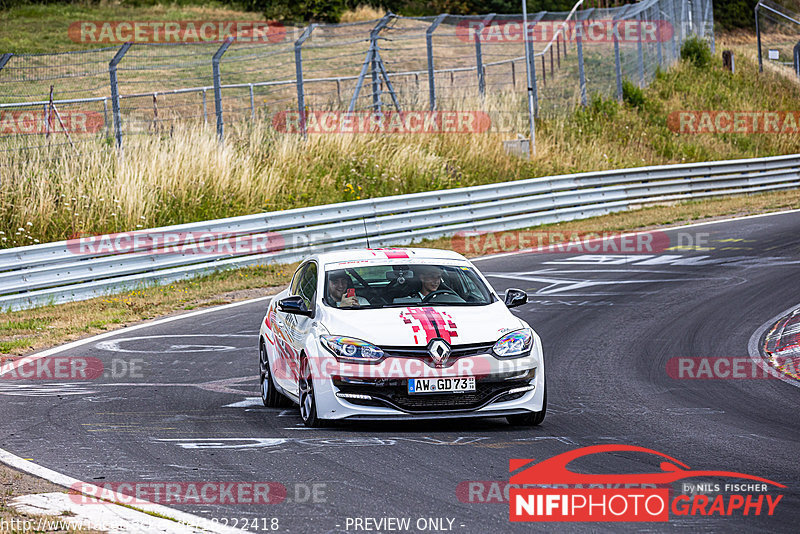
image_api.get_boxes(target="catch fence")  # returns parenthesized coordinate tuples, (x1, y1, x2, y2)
(0, 0, 714, 159)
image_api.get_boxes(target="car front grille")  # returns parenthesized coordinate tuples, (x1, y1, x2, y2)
(333, 372, 533, 413)
(379, 342, 495, 367)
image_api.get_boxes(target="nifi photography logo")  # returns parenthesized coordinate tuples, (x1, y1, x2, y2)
(509, 444, 785, 522)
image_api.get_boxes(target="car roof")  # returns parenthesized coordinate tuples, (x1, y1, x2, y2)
(315, 248, 468, 268)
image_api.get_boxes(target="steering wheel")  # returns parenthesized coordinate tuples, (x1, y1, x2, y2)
(421, 289, 461, 303)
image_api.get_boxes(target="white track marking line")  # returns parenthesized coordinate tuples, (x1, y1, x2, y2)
(2, 297, 272, 374)
(0, 449, 244, 533)
(471, 208, 800, 262)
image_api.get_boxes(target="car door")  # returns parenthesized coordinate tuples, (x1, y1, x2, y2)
(271, 262, 309, 394)
(279, 261, 318, 396)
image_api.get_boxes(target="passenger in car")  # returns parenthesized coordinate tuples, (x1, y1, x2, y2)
(327, 270, 369, 308)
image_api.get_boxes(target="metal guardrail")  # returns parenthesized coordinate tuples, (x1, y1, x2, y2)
(1, 153, 799, 311)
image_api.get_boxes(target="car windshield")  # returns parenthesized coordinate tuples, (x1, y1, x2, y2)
(323, 264, 496, 309)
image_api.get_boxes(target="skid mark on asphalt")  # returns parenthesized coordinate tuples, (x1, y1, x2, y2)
(95, 334, 251, 354)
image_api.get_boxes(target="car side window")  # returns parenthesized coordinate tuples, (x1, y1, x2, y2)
(290, 264, 307, 296)
(297, 262, 318, 311)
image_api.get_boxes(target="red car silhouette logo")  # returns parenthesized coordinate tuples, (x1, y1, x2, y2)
(510, 444, 785, 487)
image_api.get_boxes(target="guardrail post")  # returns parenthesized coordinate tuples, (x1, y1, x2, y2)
(426, 14, 447, 111)
(108, 42, 132, 151)
(473, 14, 495, 98)
(295, 24, 316, 138)
(212, 37, 233, 143)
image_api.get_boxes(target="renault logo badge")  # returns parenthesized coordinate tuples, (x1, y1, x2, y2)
(428, 339, 451, 367)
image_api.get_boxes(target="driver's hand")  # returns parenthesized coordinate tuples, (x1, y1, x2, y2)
(340, 296, 359, 307)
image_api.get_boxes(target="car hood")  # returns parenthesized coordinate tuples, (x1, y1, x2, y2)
(319, 301, 525, 347)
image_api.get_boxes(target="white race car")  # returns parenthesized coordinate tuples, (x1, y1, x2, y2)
(258, 248, 545, 427)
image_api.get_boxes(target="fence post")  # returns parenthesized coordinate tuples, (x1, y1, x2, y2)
(755, 3, 763, 72)
(668, 0, 679, 62)
(522, 4, 536, 157)
(794, 41, 800, 79)
(474, 14, 495, 98)
(349, 13, 394, 113)
(637, 13, 646, 86)
(249, 84, 255, 120)
(577, 16, 587, 106)
(705, 0, 715, 53)
(522, 12, 547, 119)
(202, 90, 207, 125)
(108, 42, 132, 151)
(295, 24, 316, 138)
(212, 37, 233, 142)
(693, 0, 704, 38)
(102, 98, 110, 139)
(614, 18, 623, 102)
(426, 14, 447, 111)
(0, 53, 12, 73)
(680, 0, 687, 44)
(656, 5, 663, 66)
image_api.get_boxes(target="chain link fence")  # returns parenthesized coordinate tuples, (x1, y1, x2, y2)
(0, 0, 714, 159)
(756, 0, 800, 75)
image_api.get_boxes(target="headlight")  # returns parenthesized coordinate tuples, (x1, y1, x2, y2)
(493, 329, 533, 358)
(320, 335, 384, 363)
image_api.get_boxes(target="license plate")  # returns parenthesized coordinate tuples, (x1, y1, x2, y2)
(408, 377, 476, 394)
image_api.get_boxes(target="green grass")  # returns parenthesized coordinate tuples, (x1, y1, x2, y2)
(0, 318, 48, 331)
(0, 1, 263, 53)
(0, 338, 32, 352)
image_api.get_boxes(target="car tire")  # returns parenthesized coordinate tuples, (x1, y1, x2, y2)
(299, 353, 325, 428)
(507, 381, 546, 427)
(259, 342, 282, 408)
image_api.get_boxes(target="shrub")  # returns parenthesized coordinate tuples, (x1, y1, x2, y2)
(622, 79, 646, 109)
(681, 36, 712, 68)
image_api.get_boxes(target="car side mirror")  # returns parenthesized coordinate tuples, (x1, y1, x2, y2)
(504, 288, 528, 309)
(278, 296, 312, 316)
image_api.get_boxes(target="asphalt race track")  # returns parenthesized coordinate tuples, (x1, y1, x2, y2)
(2, 211, 799, 533)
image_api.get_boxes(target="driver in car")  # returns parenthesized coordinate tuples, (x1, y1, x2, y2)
(417, 265, 444, 298)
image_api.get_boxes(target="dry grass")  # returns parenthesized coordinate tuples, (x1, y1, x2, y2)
(340, 4, 387, 23)
(4, 48, 800, 247)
